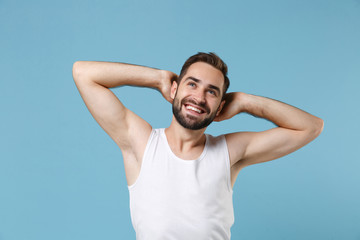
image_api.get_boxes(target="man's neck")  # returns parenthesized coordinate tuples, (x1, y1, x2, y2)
(165, 116, 207, 154)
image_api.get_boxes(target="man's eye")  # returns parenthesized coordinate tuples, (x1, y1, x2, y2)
(208, 90, 216, 95)
(189, 83, 196, 87)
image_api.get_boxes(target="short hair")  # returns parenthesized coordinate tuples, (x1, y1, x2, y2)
(177, 52, 230, 97)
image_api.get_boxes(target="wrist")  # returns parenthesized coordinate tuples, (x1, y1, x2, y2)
(234, 92, 249, 113)
(237, 92, 266, 117)
(157, 70, 176, 103)
(157, 70, 171, 88)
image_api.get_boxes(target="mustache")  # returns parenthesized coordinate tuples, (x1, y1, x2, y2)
(181, 98, 210, 113)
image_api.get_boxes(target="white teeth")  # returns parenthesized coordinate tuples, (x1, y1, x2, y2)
(186, 105, 202, 113)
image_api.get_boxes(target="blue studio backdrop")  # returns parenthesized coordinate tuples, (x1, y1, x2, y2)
(0, 0, 359, 239)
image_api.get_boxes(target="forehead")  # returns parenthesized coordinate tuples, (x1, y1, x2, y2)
(184, 62, 225, 90)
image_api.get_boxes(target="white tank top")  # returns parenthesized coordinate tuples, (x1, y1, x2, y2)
(128, 128, 235, 240)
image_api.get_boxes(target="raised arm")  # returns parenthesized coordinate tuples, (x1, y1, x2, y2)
(72, 61, 176, 159)
(215, 92, 324, 168)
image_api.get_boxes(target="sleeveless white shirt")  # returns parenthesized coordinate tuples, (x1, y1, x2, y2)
(128, 128, 235, 240)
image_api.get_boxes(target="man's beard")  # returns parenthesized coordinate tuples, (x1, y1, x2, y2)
(172, 96, 218, 130)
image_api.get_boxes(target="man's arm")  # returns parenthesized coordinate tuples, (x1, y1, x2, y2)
(72, 61, 176, 160)
(215, 92, 324, 168)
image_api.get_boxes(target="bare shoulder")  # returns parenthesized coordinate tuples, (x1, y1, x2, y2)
(120, 109, 153, 162)
(121, 119, 152, 187)
(224, 132, 252, 167)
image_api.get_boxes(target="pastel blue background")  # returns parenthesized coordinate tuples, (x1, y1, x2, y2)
(1, 0, 359, 239)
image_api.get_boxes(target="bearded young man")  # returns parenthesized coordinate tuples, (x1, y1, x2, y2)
(72, 52, 324, 240)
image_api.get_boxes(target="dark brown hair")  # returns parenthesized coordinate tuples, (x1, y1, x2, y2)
(177, 52, 230, 97)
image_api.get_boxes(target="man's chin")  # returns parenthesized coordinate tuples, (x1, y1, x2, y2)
(173, 103, 215, 130)
(176, 116, 214, 130)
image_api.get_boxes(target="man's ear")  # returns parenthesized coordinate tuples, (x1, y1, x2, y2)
(170, 81, 178, 100)
(216, 100, 226, 116)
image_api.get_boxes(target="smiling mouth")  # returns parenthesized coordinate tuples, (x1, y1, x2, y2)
(184, 104, 205, 114)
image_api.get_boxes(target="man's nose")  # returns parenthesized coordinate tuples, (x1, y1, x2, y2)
(193, 89, 206, 104)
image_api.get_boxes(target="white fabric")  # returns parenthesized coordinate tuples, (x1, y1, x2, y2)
(128, 128, 235, 240)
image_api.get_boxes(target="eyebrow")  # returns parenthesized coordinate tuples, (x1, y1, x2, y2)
(185, 76, 221, 94)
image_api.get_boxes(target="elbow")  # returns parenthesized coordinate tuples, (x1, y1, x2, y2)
(72, 61, 87, 83)
(312, 117, 324, 138)
(301, 117, 324, 143)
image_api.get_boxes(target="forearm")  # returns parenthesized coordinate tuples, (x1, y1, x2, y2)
(237, 92, 324, 133)
(72, 61, 164, 89)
